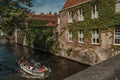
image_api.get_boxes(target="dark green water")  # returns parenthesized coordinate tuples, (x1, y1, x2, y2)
(0, 43, 89, 80)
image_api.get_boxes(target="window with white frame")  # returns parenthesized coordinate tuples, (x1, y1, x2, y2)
(114, 26, 120, 45)
(68, 30, 73, 42)
(68, 11, 73, 23)
(92, 4, 98, 19)
(92, 29, 99, 44)
(78, 30, 84, 43)
(116, 0, 120, 12)
(78, 8, 84, 21)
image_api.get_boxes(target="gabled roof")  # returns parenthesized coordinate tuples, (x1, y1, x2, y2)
(62, 0, 88, 10)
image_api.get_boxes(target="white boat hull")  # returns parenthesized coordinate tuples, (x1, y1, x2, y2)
(19, 63, 50, 77)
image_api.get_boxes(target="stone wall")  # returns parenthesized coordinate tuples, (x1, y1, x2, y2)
(64, 54, 120, 80)
(14, 28, 28, 46)
(59, 10, 120, 65)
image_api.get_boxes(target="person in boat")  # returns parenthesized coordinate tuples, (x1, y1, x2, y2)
(34, 62, 41, 67)
(29, 65, 34, 70)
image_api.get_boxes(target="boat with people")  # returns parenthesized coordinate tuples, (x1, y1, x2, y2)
(17, 57, 51, 77)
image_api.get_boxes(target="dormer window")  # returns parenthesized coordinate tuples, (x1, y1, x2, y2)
(92, 4, 98, 19)
(78, 8, 84, 21)
(116, 0, 120, 13)
(68, 11, 73, 23)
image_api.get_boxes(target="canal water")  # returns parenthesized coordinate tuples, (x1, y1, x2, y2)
(0, 43, 89, 80)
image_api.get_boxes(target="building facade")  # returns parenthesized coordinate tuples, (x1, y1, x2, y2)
(14, 12, 59, 53)
(59, 0, 120, 65)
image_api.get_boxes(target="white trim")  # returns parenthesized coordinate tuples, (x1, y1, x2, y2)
(78, 41, 84, 44)
(78, 8, 84, 21)
(114, 44, 120, 46)
(114, 27, 116, 45)
(68, 11, 73, 23)
(116, 0, 120, 13)
(91, 4, 98, 19)
(91, 29, 99, 44)
(114, 26, 120, 45)
(68, 30, 73, 42)
(91, 43, 99, 45)
(60, 0, 90, 12)
(78, 30, 84, 43)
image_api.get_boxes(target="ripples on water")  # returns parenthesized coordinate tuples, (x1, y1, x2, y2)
(0, 43, 89, 80)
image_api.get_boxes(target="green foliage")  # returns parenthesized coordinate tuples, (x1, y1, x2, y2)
(66, 48, 73, 56)
(26, 23, 56, 52)
(112, 45, 120, 51)
(29, 19, 55, 26)
(0, 0, 32, 35)
(68, 0, 120, 38)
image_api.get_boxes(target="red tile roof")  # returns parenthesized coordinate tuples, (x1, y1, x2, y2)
(45, 22, 56, 27)
(27, 12, 58, 27)
(33, 15, 57, 23)
(62, 0, 87, 9)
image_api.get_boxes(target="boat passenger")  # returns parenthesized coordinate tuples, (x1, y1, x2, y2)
(30, 66, 33, 70)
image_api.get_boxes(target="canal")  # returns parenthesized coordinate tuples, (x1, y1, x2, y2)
(0, 43, 89, 80)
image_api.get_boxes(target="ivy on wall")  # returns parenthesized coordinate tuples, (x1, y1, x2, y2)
(67, 0, 120, 39)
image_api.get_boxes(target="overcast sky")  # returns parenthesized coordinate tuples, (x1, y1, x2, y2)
(30, 0, 66, 14)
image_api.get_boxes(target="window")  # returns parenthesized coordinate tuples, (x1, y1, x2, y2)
(68, 11, 73, 23)
(78, 30, 84, 43)
(78, 8, 84, 21)
(114, 26, 120, 45)
(92, 29, 99, 44)
(92, 4, 98, 19)
(116, 0, 120, 12)
(68, 30, 73, 42)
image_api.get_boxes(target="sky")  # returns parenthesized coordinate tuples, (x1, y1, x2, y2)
(30, 0, 66, 14)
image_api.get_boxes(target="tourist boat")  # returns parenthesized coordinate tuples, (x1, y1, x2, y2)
(17, 58, 51, 77)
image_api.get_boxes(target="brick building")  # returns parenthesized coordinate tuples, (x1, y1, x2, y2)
(59, 0, 120, 65)
(27, 12, 58, 27)
(15, 12, 59, 47)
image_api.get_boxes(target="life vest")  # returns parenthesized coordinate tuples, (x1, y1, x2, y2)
(39, 68, 46, 73)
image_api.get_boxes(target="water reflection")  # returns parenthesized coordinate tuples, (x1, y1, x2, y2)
(0, 43, 89, 80)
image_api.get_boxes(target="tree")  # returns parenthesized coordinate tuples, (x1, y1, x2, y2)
(0, 0, 32, 35)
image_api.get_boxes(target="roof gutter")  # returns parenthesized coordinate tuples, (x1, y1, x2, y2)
(60, 0, 90, 12)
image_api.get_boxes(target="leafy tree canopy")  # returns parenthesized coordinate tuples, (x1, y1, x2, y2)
(0, 0, 32, 35)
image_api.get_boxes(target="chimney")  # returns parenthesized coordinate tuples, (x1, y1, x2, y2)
(54, 12, 57, 16)
(31, 11, 35, 15)
(49, 11, 52, 15)
(40, 12, 44, 15)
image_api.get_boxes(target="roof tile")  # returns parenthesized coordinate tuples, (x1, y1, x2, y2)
(63, 0, 87, 9)
(27, 13, 58, 27)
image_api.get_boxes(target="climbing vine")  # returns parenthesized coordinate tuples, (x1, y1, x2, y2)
(67, 0, 120, 39)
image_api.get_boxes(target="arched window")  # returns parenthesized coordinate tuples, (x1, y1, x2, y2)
(116, 0, 120, 12)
